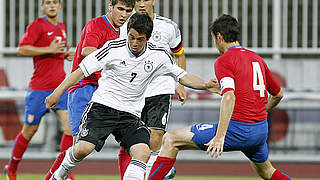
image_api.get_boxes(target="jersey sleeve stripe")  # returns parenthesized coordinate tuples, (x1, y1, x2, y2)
(95, 39, 126, 57)
(97, 43, 125, 61)
(171, 47, 184, 55)
(79, 63, 90, 77)
(147, 42, 175, 64)
(95, 40, 126, 61)
(171, 41, 183, 53)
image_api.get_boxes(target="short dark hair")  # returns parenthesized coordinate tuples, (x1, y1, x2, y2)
(127, 13, 153, 39)
(42, 0, 61, 5)
(110, 0, 136, 8)
(209, 14, 240, 43)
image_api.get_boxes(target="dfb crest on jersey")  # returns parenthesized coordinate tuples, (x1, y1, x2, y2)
(144, 60, 153, 72)
(80, 127, 89, 137)
(152, 31, 161, 42)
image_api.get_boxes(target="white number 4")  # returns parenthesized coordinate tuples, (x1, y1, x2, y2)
(197, 124, 214, 131)
(252, 62, 265, 97)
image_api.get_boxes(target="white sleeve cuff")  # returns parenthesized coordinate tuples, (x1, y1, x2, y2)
(79, 63, 90, 77)
(176, 71, 187, 81)
(220, 77, 235, 91)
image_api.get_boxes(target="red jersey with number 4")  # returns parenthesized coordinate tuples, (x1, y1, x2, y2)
(69, 15, 120, 93)
(18, 17, 67, 91)
(214, 47, 281, 123)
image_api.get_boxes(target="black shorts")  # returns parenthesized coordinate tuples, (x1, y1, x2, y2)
(141, 94, 171, 131)
(77, 102, 150, 152)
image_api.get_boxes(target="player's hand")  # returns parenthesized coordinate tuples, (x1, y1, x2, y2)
(64, 44, 75, 61)
(49, 37, 66, 54)
(45, 93, 60, 109)
(176, 83, 187, 105)
(206, 78, 220, 95)
(204, 136, 225, 158)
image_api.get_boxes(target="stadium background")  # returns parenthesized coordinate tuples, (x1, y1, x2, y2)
(0, 0, 320, 178)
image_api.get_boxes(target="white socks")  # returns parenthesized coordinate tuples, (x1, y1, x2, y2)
(51, 147, 82, 180)
(145, 151, 159, 180)
(123, 159, 147, 180)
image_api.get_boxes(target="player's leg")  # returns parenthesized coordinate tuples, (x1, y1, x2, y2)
(247, 145, 292, 180)
(51, 102, 112, 179)
(123, 143, 151, 180)
(118, 146, 131, 179)
(117, 117, 151, 180)
(55, 109, 75, 179)
(148, 125, 202, 180)
(56, 109, 73, 149)
(4, 123, 39, 180)
(250, 159, 292, 180)
(140, 94, 171, 179)
(45, 150, 66, 180)
(50, 141, 95, 180)
(4, 89, 47, 179)
(54, 90, 73, 151)
(145, 129, 166, 179)
(46, 86, 97, 180)
(242, 119, 292, 180)
(149, 129, 165, 151)
(46, 90, 73, 179)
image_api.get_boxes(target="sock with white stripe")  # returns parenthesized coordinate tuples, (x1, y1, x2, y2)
(51, 147, 82, 179)
(147, 156, 176, 180)
(144, 151, 159, 180)
(123, 159, 146, 180)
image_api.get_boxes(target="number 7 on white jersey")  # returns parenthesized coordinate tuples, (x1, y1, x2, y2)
(252, 62, 265, 97)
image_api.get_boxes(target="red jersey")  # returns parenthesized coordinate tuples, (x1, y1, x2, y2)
(214, 47, 281, 123)
(69, 15, 120, 93)
(18, 17, 67, 91)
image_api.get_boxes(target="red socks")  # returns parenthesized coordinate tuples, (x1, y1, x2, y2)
(118, 146, 132, 180)
(8, 132, 29, 173)
(271, 169, 292, 180)
(147, 156, 176, 180)
(60, 134, 73, 152)
(45, 133, 73, 180)
(45, 151, 66, 180)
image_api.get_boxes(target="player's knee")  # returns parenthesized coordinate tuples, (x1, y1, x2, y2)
(130, 143, 150, 163)
(162, 131, 177, 148)
(22, 124, 39, 139)
(150, 130, 164, 141)
(73, 142, 94, 159)
(150, 129, 164, 150)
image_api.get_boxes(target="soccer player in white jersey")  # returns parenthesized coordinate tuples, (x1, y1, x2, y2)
(119, 1, 186, 179)
(45, 13, 219, 180)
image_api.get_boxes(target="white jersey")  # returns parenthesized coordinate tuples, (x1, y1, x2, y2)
(79, 38, 186, 117)
(120, 14, 183, 97)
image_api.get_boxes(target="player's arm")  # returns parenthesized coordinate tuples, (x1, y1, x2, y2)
(17, 37, 66, 56)
(178, 74, 219, 91)
(46, 46, 107, 109)
(81, 47, 98, 57)
(161, 55, 219, 92)
(45, 68, 84, 109)
(205, 90, 235, 158)
(205, 58, 235, 158)
(264, 62, 283, 112)
(266, 88, 283, 112)
(80, 20, 101, 57)
(174, 52, 188, 104)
